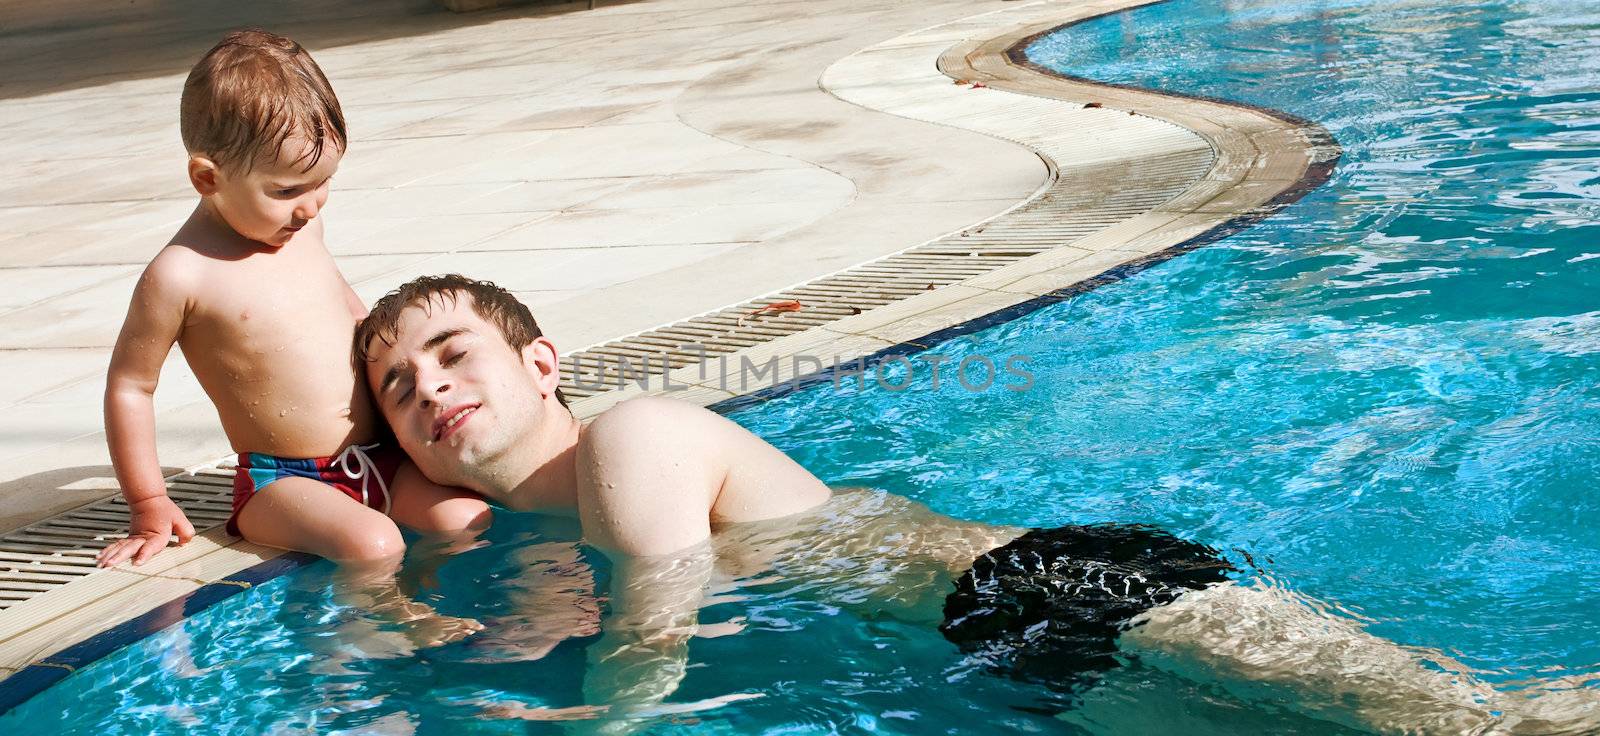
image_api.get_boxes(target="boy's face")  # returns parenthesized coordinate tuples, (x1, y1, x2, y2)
(194, 135, 342, 247)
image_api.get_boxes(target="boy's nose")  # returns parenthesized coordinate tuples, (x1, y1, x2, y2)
(294, 197, 320, 222)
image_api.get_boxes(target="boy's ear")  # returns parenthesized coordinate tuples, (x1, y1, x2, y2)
(522, 337, 564, 401)
(187, 155, 221, 196)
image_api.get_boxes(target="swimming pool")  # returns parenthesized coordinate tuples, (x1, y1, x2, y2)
(7, 0, 1598, 732)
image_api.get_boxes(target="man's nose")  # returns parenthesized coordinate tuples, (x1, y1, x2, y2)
(417, 374, 452, 408)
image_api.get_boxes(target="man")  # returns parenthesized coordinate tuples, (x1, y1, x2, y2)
(355, 274, 1590, 734)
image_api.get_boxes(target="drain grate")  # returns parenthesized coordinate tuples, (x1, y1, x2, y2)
(0, 464, 235, 610)
(554, 138, 1212, 400)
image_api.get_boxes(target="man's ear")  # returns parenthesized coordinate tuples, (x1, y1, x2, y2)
(188, 155, 221, 196)
(521, 337, 564, 400)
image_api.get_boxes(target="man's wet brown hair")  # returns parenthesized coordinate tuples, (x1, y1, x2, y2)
(355, 274, 569, 408)
(181, 29, 346, 172)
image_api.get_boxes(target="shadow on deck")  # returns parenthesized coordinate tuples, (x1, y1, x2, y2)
(0, 0, 642, 101)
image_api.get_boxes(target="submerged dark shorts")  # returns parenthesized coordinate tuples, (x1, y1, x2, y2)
(940, 524, 1234, 698)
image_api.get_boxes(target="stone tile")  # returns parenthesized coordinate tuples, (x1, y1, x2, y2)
(335, 252, 445, 288)
(994, 250, 1150, 297)
(333, 212, 551, 255)
(464, 207, 706, 249)
(0, 348, 110, 409)
(454, 177, 641, 215)
(0, 276, 137, 349)
(101, 528, 235, 579)
(1112, 212, 1230, 254)
(590, 168, 852, 210)
(2, 398, 232, 497)
(124, 537, 282, 584)
(0, 572, 200, 670)
(0, 265, 138, 311)
(420, 243, 745, 294)
(331, 182, 522, 222)
(859, 290, 1037, 346)
(332, 131, 553, 190)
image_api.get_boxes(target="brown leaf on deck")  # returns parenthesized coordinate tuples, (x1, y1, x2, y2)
(738, 300, 803, 326)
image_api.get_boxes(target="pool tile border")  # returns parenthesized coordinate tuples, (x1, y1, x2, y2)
(0, 0, 1339, 713)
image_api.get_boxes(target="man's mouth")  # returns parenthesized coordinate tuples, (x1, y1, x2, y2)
(432, 403, 480, 442)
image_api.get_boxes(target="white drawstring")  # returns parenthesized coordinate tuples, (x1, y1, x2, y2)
(334, 443, 391, 515)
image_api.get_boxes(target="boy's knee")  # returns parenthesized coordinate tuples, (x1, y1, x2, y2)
(328, 518, 405, 562)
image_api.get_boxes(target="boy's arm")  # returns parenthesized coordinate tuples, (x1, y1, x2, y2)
(97, 259, 198, 568)
(344, 282, 367, 321)
(316, 219, 367, 321)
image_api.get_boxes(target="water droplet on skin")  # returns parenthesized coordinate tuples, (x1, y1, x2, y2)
(278, 409, 289, 417)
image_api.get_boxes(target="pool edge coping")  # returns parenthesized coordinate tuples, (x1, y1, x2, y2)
(0, 0, 1340, 712)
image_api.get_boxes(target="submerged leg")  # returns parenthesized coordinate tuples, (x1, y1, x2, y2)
(235, 476, 482, 651)
(1122, 582, 1599, 735)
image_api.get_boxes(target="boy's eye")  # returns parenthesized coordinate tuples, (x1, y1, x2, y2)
(277, 188, 299, 197)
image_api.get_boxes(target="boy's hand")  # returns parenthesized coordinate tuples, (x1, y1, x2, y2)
(96, 497, 196, 568)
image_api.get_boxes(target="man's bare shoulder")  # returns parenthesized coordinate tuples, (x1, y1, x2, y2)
(581, 396, 722, 459)
(579, 395, 829, 525)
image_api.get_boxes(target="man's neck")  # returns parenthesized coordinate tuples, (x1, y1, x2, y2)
(504, 411, 582, 514)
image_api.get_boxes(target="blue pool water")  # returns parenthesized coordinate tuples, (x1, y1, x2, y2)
(10, 0, 1600, 732)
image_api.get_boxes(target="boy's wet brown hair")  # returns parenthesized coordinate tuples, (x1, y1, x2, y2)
(181, 29, 346, 172)
(355, 274, 569, 408)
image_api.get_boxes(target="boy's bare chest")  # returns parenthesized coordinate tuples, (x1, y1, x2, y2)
(181, 247, 357, 364)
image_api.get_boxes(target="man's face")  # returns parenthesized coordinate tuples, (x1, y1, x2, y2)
(364, 295, 552, 489)
(200, 135, 341, 247)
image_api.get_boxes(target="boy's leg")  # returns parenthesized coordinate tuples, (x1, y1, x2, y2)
(386, 459, 493, 536)
(233, 474, 482, 649)
(233, 475, 405, 563)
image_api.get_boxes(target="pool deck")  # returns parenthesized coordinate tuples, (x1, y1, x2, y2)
(0, 0, 1332, 686)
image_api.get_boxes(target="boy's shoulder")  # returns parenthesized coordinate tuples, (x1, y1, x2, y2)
(139, 242, 209, 292)
(134, 234, 236, 312)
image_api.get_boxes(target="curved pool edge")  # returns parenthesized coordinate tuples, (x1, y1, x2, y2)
(0, 0, 1340, 714)
(713, 0, 1340, 409)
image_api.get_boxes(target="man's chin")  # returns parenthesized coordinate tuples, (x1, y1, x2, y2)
(417, 443, 487, 486)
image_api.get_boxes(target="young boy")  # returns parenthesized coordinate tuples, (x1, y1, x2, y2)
(96, 30, 490, 570)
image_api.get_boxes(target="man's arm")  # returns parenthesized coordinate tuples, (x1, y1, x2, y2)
(580, 549, 713, 733)
(569, 398, 752, 726)
(98, 257, 197, 567)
